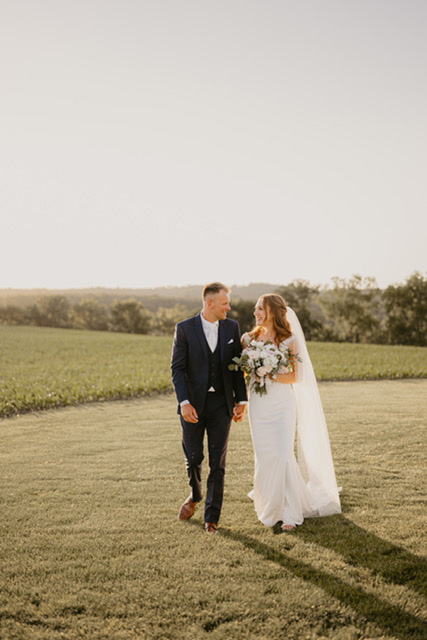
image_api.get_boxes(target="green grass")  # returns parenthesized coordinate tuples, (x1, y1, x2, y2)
(307, 340, 427, 381)
(0, 380, 426, 639)
(0, 326, 172, 417)
(1, 325, 426, 417)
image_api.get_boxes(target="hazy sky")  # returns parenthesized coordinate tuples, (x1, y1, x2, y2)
(1, 0, 426, 290)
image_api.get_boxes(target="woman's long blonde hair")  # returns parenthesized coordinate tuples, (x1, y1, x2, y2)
(250, 293, 292, 345)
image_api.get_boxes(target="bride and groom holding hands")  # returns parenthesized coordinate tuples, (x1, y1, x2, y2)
(171, 282, 341, 535)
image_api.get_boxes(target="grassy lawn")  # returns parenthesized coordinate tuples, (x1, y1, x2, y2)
(1, 325, 426, 417)
(1, 380, 426, 639)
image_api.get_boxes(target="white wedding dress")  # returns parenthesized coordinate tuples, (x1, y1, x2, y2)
(244, 309, 341, 528)
(248, 336, 315, 526)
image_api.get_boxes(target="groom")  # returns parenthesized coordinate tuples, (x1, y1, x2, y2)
(171, 282, 247, 534)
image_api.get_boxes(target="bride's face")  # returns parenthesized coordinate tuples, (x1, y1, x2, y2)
(254, 299, 267, 325)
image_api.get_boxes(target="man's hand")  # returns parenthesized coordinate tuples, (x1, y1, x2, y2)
(233, 404, 246, 423)
(181, 403, 199, 423)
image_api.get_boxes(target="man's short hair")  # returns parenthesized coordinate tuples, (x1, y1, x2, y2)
(202, 282, 231, 300)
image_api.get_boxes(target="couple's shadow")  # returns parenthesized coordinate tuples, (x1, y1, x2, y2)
(190, 513, 427, 640)
(296, 514, 426, 598)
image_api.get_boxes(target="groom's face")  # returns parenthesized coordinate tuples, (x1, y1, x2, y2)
(209, 290, 231, 321)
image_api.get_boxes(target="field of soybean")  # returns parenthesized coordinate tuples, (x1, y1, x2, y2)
(1, 325, 426, 417)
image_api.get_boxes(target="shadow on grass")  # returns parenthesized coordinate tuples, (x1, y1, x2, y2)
(190, 520, 426, 640)
(295, 515, 427, 599)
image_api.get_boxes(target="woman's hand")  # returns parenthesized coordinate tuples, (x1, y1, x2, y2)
(271, 371, 297, 384)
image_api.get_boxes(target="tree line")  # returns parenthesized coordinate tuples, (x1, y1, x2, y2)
(0, 272, 426, 346)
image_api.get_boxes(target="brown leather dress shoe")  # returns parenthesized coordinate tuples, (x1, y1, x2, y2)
(178, 496, 200, 521)
(204, 522, 218, 534)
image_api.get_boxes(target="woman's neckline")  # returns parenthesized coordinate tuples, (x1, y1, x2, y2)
(246, 333, 293, 345)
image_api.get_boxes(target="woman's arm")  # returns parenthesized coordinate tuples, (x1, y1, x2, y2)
(271, 337, 299, 385)
(273, 370, 297, 384)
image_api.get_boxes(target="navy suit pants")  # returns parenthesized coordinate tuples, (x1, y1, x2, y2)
(180, 392, 231, 524)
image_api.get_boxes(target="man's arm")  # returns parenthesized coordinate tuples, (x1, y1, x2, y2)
(171, 323, 190, 404)
(232, 321, 248, 404)
(171, 323, 199, 423)
(231, 321, 248, 422)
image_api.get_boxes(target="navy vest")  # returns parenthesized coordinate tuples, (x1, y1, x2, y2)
(207, 340, 225, 395)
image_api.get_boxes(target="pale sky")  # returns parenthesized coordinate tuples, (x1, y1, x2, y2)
(1, 0, 426, 290)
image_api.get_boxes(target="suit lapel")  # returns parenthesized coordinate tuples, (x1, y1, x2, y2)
(219, 320, 227, 362)
(194, 314, 209, 360)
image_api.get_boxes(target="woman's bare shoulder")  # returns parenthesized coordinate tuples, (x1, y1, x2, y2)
(241, 332, 252, 346)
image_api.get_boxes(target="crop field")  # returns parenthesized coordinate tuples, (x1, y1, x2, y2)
(0, 327, 171, 417)
(0, 325, 426, 417)
(0, 380, 426, 639)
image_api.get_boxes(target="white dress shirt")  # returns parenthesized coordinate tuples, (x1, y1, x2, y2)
(200, 312, 219, 352)
(200, 313, 219, 392)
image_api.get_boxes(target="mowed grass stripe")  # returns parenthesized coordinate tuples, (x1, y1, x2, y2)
(1, 325, 427, 417)
(0, 380, 426, 639)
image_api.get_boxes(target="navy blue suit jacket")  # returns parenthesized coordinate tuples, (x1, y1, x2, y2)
(171, 314, 247, 418)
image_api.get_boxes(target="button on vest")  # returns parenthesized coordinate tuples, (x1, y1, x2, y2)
(207, 341, 224, 395)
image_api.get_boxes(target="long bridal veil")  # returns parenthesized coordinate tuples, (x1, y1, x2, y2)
(287, 307, 342, 516)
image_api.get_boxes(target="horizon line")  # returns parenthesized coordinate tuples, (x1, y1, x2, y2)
(0, 271, 425, 293)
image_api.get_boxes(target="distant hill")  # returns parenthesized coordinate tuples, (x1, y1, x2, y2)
(0, 283, 278, 309)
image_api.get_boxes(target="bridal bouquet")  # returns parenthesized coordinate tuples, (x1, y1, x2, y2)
(229, 339, 302, 396)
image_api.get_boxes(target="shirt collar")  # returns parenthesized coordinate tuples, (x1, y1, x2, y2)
(200, 312, 219, 331)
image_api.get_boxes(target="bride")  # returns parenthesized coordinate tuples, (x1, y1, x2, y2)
(242, 294, 341, 532)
